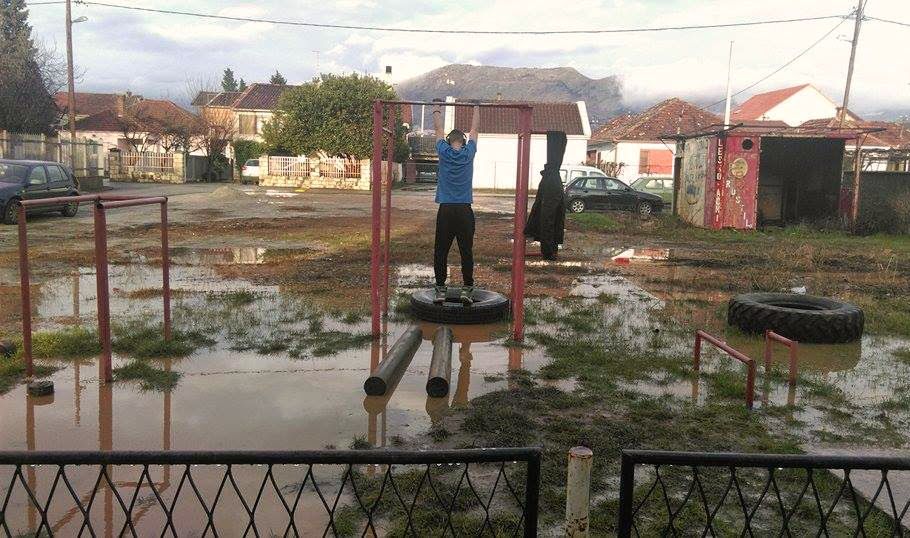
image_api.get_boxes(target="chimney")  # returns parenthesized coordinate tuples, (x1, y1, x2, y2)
(496, 92, 502, 101)
(116, 94, 126, 116)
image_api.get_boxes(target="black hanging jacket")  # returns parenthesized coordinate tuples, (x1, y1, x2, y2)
(525, 130, 567, 260)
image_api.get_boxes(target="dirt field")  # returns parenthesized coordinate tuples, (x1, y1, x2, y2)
(1, 182, 909, 535)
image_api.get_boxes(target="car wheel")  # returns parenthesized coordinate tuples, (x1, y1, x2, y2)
(637, 201, 653, 217)
(2, 199, 20, 225)
(61, 199, 79, 217)
(570, 199, 586, 213)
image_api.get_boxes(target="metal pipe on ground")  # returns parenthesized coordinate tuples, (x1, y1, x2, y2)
(364, 325, 422, 396)
(565, 446, 593, 537)
(426, 326, 453, 397)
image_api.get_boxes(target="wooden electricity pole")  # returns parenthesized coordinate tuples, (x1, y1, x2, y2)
(840, 0, 865, 130)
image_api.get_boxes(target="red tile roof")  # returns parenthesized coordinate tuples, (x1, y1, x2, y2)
(591, 98, 720, 142)
(74, 99, 197, 132)
(210, 91, 242, 107)
(54, 92, 122, 116)
(730, 84, 810, 122)
(452, 101, 584, 136)
(191, 91, 219, 107)
(233, 84, 294, 110)
(799, 117, 910, 149)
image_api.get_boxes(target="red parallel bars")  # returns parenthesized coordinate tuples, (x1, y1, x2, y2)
(368, 100, 533, 341)
(764, 330, 798, 385)
(17, 194, 171, 383)
(693, 330, 756, 409)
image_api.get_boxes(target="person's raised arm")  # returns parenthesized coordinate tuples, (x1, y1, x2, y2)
(433, 102, 445, 142)
(470, 104, 480, 143)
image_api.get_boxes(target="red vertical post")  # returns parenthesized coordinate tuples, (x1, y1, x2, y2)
(511, 107, 532, 342)
(93, 204, 113, 382)
(509, 121, 523, 311)
(17, 205, 33, 377)
(788, 341, 798, 385)
(763, 330, 772, 373)
(160, 200, 171, 341)
(693, 331, 702, 371)
(384, 108, 394, 316)
(746, 360, 756, 409)
(370, 101, 383, 338)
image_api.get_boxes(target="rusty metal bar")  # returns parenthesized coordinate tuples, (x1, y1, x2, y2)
(693, 330, 755, 409)
(98, 197, 167, 210)
(93, 203, 112, 383)
(18, 194, 102, 208)
(17, 205, 33, 377)
(380, 100, 531, 109)
(384, 108, 394, 317)
(764, 330, 798, 385)
(511, 108, 532, 342)
(161, 200, 171, 341)
(370, 100, 383, 338)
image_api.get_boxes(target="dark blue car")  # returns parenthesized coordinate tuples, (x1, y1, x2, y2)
(1, 159, 81, 224)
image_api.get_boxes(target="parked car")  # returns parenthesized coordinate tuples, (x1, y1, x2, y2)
(240, 159, 260, 184)
(559, 164, 608, 186)
(0, 159, 81, 225)
(631, 175, 674, 204)
(565, 175, 664, 216)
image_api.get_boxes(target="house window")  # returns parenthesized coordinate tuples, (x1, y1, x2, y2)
(639, 149, 673, 175)
(239, 114, 258, 135)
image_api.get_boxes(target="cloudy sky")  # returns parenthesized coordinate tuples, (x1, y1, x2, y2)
(24, 0, 910, 115)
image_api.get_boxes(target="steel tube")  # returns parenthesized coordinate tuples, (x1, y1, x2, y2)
(622, 449, 910, 470)
(17, 205, 32, 377)
(523, 449, 541, 538)
(694, 330, 755, 408)
(512, 109, 532, 341)
(565, 446, 593, 537)
(161, 201, 171, 341)
(381, 100, 531, 109)
(364, 325, 422, 396)
(384, 108, 394, 317)
(765, 330, 798, 385)
(93, 204, 112, 383)
(98, 197, 167, 210)
(426, 326, 453, 397)
(18, 194, 102, 207)
(370, 101, 383, 338)
(617, 453, 635, 538)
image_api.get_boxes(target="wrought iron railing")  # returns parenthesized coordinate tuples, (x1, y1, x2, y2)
(0, 448, 540, 537)
(618, 450, 910, 537)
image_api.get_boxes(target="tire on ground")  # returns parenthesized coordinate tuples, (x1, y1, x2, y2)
(727, 292, 864, 344)
(410, 289, 509, 324)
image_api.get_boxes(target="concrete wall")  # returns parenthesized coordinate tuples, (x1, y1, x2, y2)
(109, 151, 186, 183)
(259, 157, 400, 190)
(473, 134, 588, 190)
(853, 171, 910, 234)
(762, 86, 838, 127)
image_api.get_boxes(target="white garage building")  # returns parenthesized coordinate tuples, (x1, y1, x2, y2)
(444, 99, 591, 190)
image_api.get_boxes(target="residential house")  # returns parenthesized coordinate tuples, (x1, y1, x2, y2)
(587, 98, 719, 184)
(447, 99, 591, 190)
(54, 91, 122, 121)
(800, 117, 910, 171)
(71, 96, 198, 153)
(730, 84, 860, 127)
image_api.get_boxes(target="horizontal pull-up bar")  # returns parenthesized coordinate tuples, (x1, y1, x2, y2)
(98, 197, 168, 210)
(380, 100, 532, 109)
(18, 194, 163, 209)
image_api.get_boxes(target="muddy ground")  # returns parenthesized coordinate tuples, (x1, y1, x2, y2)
(1, 182, 909, 535)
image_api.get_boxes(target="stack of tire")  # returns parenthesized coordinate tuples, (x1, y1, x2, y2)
(727, 293, 864, 344)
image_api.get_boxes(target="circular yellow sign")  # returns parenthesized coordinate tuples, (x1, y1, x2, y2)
(730, 157, 748, 179)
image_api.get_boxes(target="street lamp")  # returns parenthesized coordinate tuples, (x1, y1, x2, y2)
(65, 2, 87, 169)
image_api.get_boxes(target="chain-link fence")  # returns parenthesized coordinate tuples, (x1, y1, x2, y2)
(0, 448, 540, 537)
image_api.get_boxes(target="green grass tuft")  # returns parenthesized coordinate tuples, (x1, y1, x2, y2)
(113, 360, 181, 391)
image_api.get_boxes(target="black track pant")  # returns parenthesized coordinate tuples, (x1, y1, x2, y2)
(434, 203, 475, 287)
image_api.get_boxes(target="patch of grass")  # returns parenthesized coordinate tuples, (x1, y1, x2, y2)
(112, 319, 214, 359)
(219, 290, 259, 307)
(596, 292, 619, 304)
(348, 436, 371, 450)
(113, 360, 180, 391)
(568, 212, 621, 232)
(0, 356, 57, 394)
(895, 348, 910, 365)
(30, 327, 100, 359)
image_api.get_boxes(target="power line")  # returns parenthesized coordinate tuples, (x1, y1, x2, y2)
(866, 16, 910, 28)
(702, 11, 853, 111)
(25, 1, 850, 35)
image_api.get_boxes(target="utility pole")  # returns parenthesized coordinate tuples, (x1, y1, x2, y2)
(723, 41, 734, 128)
(839, 0, 865, 130)
(65, 0, 76, 170)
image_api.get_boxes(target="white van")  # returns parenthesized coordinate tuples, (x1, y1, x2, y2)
(559, 164, 608, 185)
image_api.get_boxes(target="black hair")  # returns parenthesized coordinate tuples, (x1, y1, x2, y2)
(446, 129, 466, 146)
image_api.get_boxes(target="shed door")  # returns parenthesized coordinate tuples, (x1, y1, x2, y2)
(721, 135, 760, 229)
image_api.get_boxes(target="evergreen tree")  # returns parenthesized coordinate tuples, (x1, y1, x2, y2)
(221, 68, 238, 92)
(269, 71, 287, 85)
(238, 78, 247, 91)
(0, 0, 59, 134)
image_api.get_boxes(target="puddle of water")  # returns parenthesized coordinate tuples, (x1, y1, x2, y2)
(169, 247, 268, 265)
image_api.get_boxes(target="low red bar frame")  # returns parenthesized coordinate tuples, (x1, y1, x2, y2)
(693, 330, 756, 409)
(764, 330, 798, 385)
(17, 194, 171, 382)
(369, 100, 533, 341)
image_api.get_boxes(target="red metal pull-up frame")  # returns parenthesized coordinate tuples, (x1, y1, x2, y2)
(764, 330, 799, 385)
(693, 330, 756, 409)
(370, 100, 533, 341)
(17, 194, 171, 383)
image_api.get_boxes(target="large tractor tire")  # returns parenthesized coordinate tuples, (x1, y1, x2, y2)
(727, 292, 864, 344)
(410, 288, 509, 324)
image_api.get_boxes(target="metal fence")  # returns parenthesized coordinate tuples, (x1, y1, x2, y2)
(0, 448, 541, 537)
(617, 450, 910, 537)
(0, 131, 104, 178)
(269, 155, 310, 177)
(321, 157, 362, 179)
(121, 151, 175, 174)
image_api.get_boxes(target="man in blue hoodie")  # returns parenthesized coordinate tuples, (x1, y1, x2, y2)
(432, 101, 480, 303)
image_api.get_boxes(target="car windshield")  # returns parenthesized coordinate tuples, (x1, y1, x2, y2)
(631, 178, 648, 189)
(0, 163, 29, 183)
(245, 159, 258, 166)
